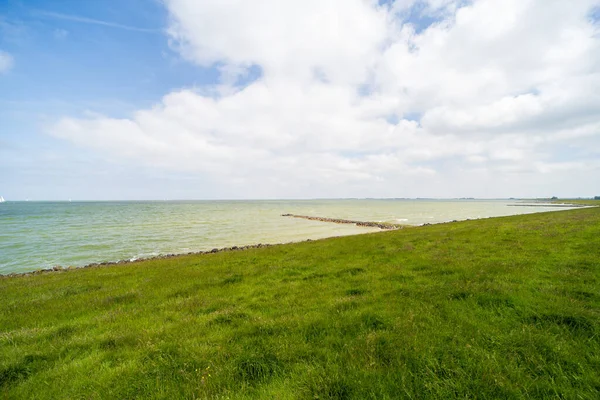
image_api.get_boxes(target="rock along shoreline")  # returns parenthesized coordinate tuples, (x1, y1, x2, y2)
(1, 215, 403, 278)
(0, 242, 282, 279)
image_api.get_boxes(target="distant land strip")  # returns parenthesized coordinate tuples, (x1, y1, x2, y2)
(507, 204, 589, 207)
(281, 214, 403, 230)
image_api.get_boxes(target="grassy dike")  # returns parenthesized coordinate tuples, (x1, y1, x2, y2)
(1, 207, 599, 399)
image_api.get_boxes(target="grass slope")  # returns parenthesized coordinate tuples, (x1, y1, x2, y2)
(1, 208, 599, 399)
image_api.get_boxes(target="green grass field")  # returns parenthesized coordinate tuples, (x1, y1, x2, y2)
(1, 206, 599, 399)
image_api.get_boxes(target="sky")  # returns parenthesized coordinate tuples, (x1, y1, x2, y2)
(1, 0, 599, 200)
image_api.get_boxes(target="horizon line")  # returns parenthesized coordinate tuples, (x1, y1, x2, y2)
(0, 197, 586, 202)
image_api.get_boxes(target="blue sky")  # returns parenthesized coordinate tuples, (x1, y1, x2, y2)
(1, 0, 599, 200)
(0, 0, 223, 118)
(1, 0, 215, 199)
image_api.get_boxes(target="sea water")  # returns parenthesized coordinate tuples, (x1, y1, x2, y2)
(0, 199, 578, 274)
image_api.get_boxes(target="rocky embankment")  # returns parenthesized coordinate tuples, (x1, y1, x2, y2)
(3, 217, 402, 278)
(281, 214, 402, 230)
(1, 243, 277, 278)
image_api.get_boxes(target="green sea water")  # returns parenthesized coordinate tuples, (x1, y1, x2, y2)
(0, 199, 576, 274)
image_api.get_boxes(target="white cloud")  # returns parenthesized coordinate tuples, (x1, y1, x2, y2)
(49, 0, 600, 198)
(0, 50, 14, 73)
(166, 0, 388, 84)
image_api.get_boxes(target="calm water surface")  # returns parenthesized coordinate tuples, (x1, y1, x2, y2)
(0, 199, 576, 274)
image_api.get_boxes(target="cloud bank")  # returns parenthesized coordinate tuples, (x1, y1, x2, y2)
(50, 0, 600, 198)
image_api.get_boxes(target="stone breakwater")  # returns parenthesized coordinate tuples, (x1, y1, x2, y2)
(281, 214, 403, 230)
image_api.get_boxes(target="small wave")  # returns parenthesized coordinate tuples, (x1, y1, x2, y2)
(395, 218, 408, 222)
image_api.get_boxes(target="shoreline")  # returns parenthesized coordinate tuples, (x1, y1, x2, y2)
(1, 231, 381, 279)
(2, 215, 403, 278)
(1, 215, 410, 278)
(2, 206, 595, 278)
(1, 241, 281, 279)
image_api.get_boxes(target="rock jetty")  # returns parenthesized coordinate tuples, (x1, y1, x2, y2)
(281, 214, 403, 230)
